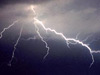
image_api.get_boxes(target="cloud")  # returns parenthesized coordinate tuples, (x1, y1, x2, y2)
(0, 0, 100, 38)
(0, 0, 50, 7)
(33, 0, 100, 37)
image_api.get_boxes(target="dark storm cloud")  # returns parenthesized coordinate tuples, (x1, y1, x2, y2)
(0, 0, 100, 36)
(0, 0, 50, 7)
(35, 0, 100, 34)
(72, 0, 100, 10)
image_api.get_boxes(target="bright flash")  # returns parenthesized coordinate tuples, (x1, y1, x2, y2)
(30, 5, 36, 15)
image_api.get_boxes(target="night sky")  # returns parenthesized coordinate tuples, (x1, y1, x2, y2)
(0, 0, 100, 75)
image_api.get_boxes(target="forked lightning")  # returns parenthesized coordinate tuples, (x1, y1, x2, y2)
(0, 6, 100, 68)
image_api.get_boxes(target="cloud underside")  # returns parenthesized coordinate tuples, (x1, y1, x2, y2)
(0, 0, 100, 37)
(0, 0, 51, 6)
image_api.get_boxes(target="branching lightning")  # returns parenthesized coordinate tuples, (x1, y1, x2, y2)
(0, 5, 100, 68)
(33, 18, 94, 67)
(21, 37, 36, 41)
(8, 25, 23, 66)
(26, 37, 36, 40)
(34, 22, 50, 60)
(31, 6, 100, 67)
(0, 20, 18, 39)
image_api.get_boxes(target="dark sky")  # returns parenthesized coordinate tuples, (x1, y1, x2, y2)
(0, 0, 100, 75)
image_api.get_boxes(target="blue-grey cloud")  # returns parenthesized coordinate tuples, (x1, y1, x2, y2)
(0, 0, 51, 7)
(0, 0, 100, 38)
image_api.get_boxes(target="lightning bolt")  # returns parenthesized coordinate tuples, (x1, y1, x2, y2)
(92, 50, 100, 53)
(8, 25, 23, 66)
(1, 5, 100, 68)
(34, 22, 50, 60)
(31, 6, 100, 67)
(33, 18, 94, 67)
(26, 37, 36, 40)
(0, 20, 18, 39)
(22, 36, 37, 41)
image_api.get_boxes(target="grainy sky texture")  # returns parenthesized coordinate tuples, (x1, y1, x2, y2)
(0, 0, 100, 36)
(0, 0, 100, 75)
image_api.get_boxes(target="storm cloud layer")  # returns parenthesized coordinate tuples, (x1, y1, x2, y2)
(32, 0, 100, 37)
(0, 0, 50, 7)
(0, 0, 100, 41)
